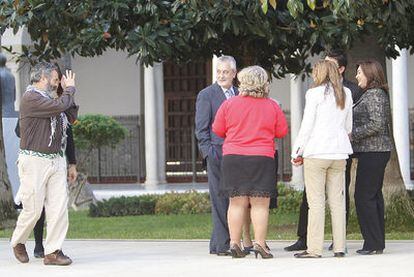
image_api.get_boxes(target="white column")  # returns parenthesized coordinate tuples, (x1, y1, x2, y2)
(144, 64, 166, 187)
(392, 48, 413, 189)
(154, 62, 166, 183)
(289, 74, 305, 190)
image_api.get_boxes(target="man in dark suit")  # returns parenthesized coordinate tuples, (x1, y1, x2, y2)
(195, 55, 238, 256)
(285, 49, 362, 252)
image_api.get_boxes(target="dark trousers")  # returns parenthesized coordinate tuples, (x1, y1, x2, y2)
(33, 207, 45, 250)
(207, 145, 230, 253)
(354, 151, 390, 251)
(297, 157, 353, 240)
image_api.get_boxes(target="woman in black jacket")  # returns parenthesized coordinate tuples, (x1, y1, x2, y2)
(351, 60, 392, 255)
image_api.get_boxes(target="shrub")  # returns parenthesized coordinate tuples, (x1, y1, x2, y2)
(384, 195, 414, 230)
(155, 190, 210, 215)
(274, 183, 303, 214)
(73, 114, 128, 151)
(88, 185, 302, 217)
(325, 193, 414, 234)
(88, 191, 210, 217)
(88, 194, 160, 217)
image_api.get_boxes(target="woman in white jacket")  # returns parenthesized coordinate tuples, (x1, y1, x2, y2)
(292, 60, 353, 258)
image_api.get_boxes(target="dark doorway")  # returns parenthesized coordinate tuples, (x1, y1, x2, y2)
(164, 60, 212, 182)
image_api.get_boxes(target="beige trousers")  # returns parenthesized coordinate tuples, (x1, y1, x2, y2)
(11, 154, 69, 255)
(303, 158, 346, 256)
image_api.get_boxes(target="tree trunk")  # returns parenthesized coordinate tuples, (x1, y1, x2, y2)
(0, 115, 17, 228)
(347, 35, 413, 214)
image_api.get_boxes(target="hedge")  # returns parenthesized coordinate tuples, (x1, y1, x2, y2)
(89, 190, 210, 217)
(88, 184, 302, 217)
(88, 184, 414, 232)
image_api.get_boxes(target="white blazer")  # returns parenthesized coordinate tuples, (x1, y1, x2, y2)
(292, 84, 353, 159)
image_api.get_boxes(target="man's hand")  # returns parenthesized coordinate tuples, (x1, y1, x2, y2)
(61, 70, 76, 89)
(291, 156, 303, 167)
(68, 164, 78, 184)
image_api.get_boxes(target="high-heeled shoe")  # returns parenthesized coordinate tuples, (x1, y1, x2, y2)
(253, 243, 273, 259)
(230, 244, 247, 258)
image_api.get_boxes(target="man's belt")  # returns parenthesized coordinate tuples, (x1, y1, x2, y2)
(19, 149, 64, 159)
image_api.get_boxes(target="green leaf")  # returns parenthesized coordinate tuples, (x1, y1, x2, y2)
(307, 0, 316, 10)
(261, 0, 268, 14)
(287, 0, 299, 19)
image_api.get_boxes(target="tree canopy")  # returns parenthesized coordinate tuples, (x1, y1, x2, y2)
(1, 0, 414, 77)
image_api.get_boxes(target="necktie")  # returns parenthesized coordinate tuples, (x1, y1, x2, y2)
(225, 89, 234, 99)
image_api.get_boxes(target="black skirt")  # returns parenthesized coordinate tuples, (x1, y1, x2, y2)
(221, 154, 277, 198)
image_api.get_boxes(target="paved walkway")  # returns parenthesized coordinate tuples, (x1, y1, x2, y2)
(1, 240, 413, 276)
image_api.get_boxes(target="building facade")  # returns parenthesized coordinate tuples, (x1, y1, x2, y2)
(1, 28, 413, 191)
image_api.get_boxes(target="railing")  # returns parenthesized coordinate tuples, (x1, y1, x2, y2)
(78, 110, 414, 183)
(75, 115, 144, 183)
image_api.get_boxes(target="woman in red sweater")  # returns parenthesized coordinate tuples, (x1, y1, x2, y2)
(213, 66, 288, 258)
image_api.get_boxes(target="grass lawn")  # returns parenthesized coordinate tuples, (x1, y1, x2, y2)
(1, 210, 413, 240)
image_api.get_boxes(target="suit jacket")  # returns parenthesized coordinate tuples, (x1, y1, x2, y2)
(351, 88, 393, 152)
(343, 78, 362, 102)
(195, 82, 238, 159)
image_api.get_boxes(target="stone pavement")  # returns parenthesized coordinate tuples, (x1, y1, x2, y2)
(0, 240, 413, 277)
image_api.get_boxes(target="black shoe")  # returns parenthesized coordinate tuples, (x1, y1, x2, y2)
(328, 243, 333, 251)
(34, 245, 45, 258)
(294, 251, 321, 258)
(216, 250, 232, 256)
(356, 249, 383, 255)
(334, 252, 345, 258)
(34, 250, 45, 258)
(284, 239, 307, 252)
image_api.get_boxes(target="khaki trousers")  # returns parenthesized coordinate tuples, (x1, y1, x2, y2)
(303, 158, 346, 256)
(11, 154, 69, 255)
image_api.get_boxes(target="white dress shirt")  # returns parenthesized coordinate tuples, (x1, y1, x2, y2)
(292, 84, 353, 159)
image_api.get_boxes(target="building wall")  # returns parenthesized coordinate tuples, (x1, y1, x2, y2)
(71, 50, 141, 116)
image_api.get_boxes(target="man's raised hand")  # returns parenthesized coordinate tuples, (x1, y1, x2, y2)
(61, 70, 76, 89)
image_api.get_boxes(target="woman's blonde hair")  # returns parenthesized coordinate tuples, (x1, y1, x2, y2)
(237, 66, 269, 98)
(312, 60, 346, 109)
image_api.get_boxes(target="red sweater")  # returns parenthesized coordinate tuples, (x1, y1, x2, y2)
(212, 96, 288, 158)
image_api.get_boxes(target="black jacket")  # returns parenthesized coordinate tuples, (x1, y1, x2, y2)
(351, 88, 393, 153)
